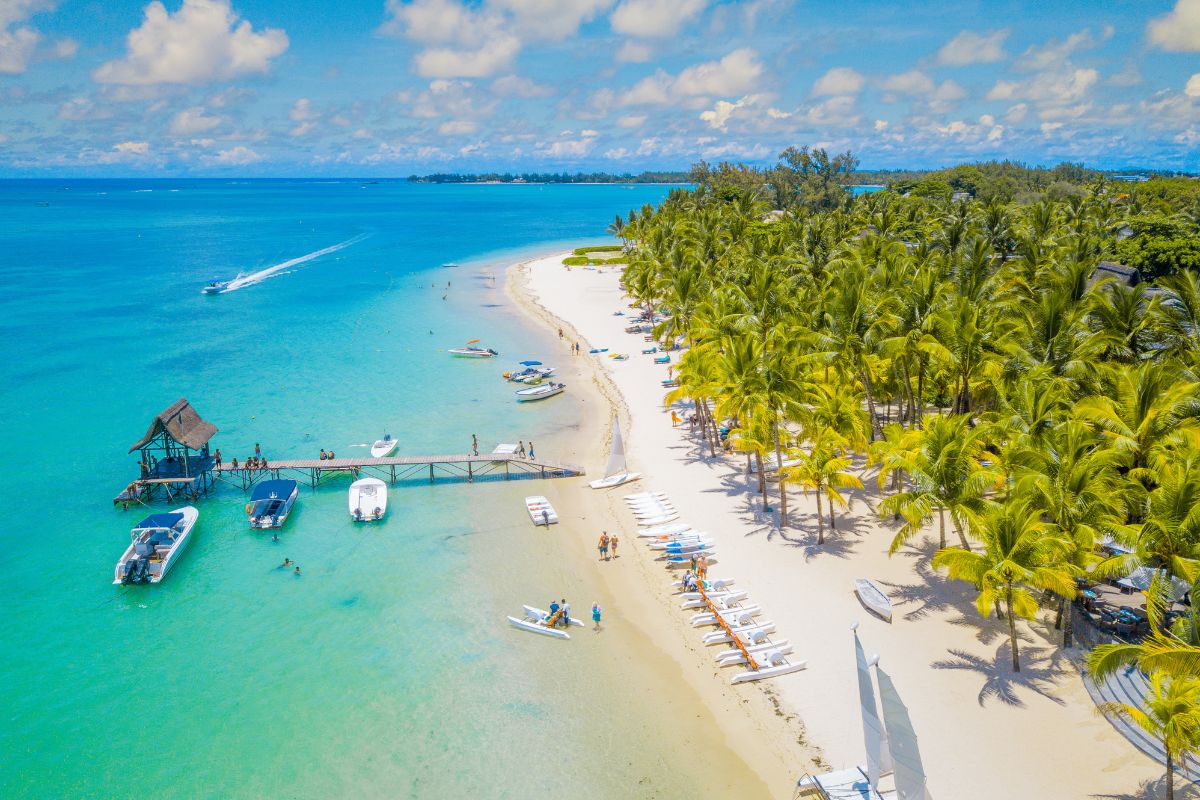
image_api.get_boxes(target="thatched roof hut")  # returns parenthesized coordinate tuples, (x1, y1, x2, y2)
(129, 398, 218, 453)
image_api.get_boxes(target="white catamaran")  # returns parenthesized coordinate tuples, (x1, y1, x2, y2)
(589, 416, 641, 489)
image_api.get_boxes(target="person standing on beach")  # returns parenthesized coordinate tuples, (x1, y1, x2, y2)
(592, 603, 602, 630)
(598, 532, 609, 561)
(471, 434, 478, 456)
(610, 534, 619, 558)
(671, 411, 680, 427)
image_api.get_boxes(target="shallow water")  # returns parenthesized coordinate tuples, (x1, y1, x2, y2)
(0, 180, 764, 798)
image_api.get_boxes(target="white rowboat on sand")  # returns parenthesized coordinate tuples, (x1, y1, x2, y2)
(854, 578, 893, 623)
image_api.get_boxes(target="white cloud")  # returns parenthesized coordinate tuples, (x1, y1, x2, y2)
(0, 0, 54, 74)
(616, 114, 646, 127)
(53, 37, 75, 57)
(381, 0, 494, 43)
(170, 106, 223, 135)
(604, 147, 631, 159)
(881, 69, 934, 96)
(987, 67, 1098, 105)
(439, 119, 478, 135)
(539, 136, 596, 158)
(802, 94, 860, 127)
(414, 35, 520, 78)
(615, 40, 652, 62)
(1014, 28, 1106, 72)
(57, 96, 112, 121)
(491, 74, 554, 97)
(812, 67, 864, 97)
(93, 0, 288, 86)
(410, 79, 497, 121)
(622, 48, 762, 106)
(1147, 0, 1200, 52)
(698, 93, 761, 130)
(114, 140, 149, 155)
(490, 0, 612, 41)
(1005, 103, 1029, 123)
(288, 97, 319, 137)
(211, 145, 261, 165)
(1187, 74, 1200, 98)
(936, 29, 1008, 66)
(611, 0, 707, 38)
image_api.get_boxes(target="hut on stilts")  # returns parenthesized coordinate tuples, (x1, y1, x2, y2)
(115, 398, 218, 508)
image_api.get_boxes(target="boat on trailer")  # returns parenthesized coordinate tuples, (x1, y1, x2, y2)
(247, 479, 299, 529)
(349, 477, 388, 522)
(114, 506, 199, 585)
(525, 495, 558, 526)
(589, 416, 641, 489)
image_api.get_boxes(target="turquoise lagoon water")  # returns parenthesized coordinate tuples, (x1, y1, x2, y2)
(0, 180, 738, 798)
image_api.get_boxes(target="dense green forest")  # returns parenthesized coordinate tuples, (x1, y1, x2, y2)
(612, 152, 1200, 792)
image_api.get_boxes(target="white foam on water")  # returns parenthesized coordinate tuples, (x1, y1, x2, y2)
(220, 234, 368, 293)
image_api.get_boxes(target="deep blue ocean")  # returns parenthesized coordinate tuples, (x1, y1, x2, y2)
(0, 180, 747, 798)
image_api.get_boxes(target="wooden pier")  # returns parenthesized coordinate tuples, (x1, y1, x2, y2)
(210, 452, 584, 491)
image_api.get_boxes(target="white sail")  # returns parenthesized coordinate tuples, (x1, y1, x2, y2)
(605, 416, 627, 478)
(875, 665, 931, 800)
(854, 629, 893, 788)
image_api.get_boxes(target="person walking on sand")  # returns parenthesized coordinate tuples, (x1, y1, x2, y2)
(598, 532, 609, 561)
(592, 603, 602, 630)
(610, 534, 619, 559)
(471, 434, 478, 456)
(671, 410, 680, 427)
(558, 327, 563, 339)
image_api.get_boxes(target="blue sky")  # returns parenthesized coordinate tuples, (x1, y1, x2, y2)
(1, 0, 1199, 175)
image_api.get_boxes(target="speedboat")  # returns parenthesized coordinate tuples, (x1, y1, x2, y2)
(247, 479, 299, 529)
(515, 383, 564, 402)
(449, 340, 498, 357)
(503, 365, 555, 383)
(349, 477, 388, 522)
(201, 280, 228, 295)
(371, 435, 399, 458)
(114, 506, 199, 585)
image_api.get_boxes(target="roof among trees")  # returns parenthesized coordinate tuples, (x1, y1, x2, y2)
(128, 398, 218, 453)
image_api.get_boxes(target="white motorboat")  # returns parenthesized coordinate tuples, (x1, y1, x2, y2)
(200, 280, 228, 295)
(247, 479, 299, 529)
(370, 435, 399, 458)
(589, 416, 641, 489)
(854, 578, 893, 623)
(702, 620, 775, 645)
(525, 495, 559, 526)
(449, 341, 499, 358)
(504, 366, 555, 383)
(349, 477, 388, 522)
(515, 382, 565, 402)
(114, 506, 199, 585)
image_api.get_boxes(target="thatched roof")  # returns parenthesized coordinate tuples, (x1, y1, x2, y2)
(1090, 260, 1141, 288)
(129, 398, 218, 453)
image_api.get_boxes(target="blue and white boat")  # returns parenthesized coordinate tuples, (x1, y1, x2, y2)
(113, 506, 199, 585)
(246, 479, 299, 529)
(201, 280, 228, 295)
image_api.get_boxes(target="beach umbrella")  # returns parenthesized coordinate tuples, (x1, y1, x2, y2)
(519, 360, 543, 366)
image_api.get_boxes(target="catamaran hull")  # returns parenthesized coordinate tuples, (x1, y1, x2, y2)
(507, 616, 570, 639)
(731, 661, 807, 684)
(589, 471, 642, 489)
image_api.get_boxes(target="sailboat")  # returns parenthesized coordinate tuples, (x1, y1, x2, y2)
(797, 626, 931, 799)
(588, 416, 642, 489)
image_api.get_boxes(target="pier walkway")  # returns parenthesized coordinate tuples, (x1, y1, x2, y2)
(210, 452, 584, 490)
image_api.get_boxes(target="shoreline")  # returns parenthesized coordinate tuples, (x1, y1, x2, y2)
(512, 249, 1163, 798)
(506, 253, 814, 796)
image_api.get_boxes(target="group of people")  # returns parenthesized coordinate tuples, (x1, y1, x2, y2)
(318, 449, 337, 460)
(516, 441, 535, 459)
(227, 444, 267, 472)
(597, 531, 619, 561)
(547, 598, 603, 631)
(281, 558, 301, 576)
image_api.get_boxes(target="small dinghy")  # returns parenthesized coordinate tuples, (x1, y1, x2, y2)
(515, 382, 565, 402)
(525, 495, 558, 526)
(349, 477, 388, 522)
(371, 435, 399, 458)
(854, 578, 893, 622)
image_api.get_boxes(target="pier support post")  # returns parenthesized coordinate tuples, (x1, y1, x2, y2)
(429, 463, 434, 484)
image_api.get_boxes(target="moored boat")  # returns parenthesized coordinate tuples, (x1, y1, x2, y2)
(113, 506, 199, 585)
(247, 479, 299, 529)
(515, 382, 564, 402)
(589, 417, 641, 489)
(506, 604, 583, 639)
(449, 338, 498, 358)
(349, 477, 388, 521)
(525, 495, 558, 525)
(370, 435, 399, 458)
(854, 578, 893, 623)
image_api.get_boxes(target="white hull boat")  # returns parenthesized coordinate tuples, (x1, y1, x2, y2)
(663, 554, 717, 567)
(515, 383, 564, 402)
(643, 531, 706, 543)
(589, 416, 640, 489)
(648, 539, 714, 552)
(673, 577, 734, 591)
(691, 605, 761, 627)
(639, 524, 693, 538)
(624, 491, 668, 501)
(731, 653, 807, 684)
(854, 578, 893, 623)
(629, 501, 675, 513)
(370, 436, 399, 458)
(702, 620, 775, 645)
(449, 346, 498, 358)
(525, 496, 559, 526)
(637, 513, 679, 527)
(349, 477, 388, 522)
(716, 640, 793, 667)
(114, 506, 199, 585)
(523, 605, 584, 627)
(680, 590, 747, 609)
(247, 479, 299, 529)
(507, 604, 583, 639)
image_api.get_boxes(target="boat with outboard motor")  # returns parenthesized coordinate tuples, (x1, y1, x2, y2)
(247, 479, 299, 529)
(201, 280, 228, 295)
(515, 382, 564, 402)
(370, 435, 399, 458)
(349, 477, 388, 522)
(113, 506, 199, 585)
(449, 339, 498, 358)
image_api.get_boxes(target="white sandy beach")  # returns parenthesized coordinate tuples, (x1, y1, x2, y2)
(515, 250, 1166, 799)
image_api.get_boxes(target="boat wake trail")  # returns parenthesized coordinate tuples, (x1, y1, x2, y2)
(221, 234, 368, 293)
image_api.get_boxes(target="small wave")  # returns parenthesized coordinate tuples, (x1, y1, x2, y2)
(220, 234, 368, 293)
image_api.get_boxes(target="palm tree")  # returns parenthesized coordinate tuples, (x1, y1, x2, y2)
(784, 427, 864, 544)
(879, 414, 998, 552)
(932, 498, 1078, 671)
(1097, 672, 1200, 800)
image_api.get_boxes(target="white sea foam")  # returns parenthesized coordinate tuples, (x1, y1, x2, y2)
(219, 234, 367, 293)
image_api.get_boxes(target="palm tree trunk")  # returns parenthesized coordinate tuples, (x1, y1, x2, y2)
(1167, 752, 1175, 800)
(859, 364, 882, 441)
(773, 417, 788, 526)
(816, 486, 825, 544)
(916, 356, 927, 425)
(1006, 585, 1020, 672)
(829, 495, 836, 532)
(952, 518, 971, 551)
(900, 357, 916, 428)
(938, 506, 947, 549)
(1062, 598, 1074, 648)
(755, 452, 768, 509)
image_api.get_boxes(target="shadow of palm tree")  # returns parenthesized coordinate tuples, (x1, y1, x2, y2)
(931, 642, 1066, 707)
(1092, 774, 1200, 799)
